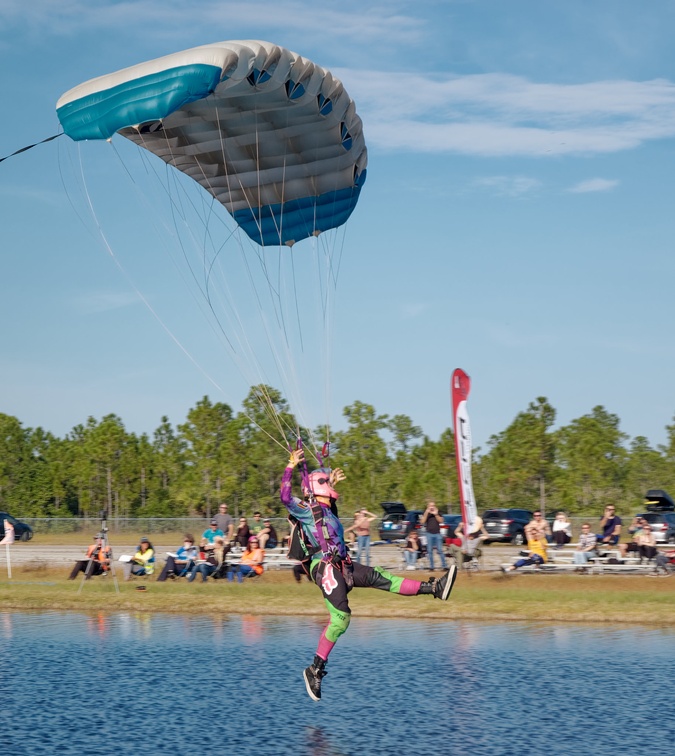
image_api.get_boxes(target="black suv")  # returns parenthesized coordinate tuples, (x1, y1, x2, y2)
(0, 512, 33, 541)
(378, 503, 423, 541)
(482, 508, 533, 545)
(644, 489, 675, 512)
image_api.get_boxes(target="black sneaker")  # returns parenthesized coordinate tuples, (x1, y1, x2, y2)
(433, 565, 458, 600)
(303, 656, 327, 701)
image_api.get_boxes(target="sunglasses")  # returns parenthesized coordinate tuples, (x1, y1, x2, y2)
(314, 477, 331, 485)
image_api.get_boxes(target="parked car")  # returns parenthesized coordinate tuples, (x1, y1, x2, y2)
(644, 489, 675, 513)
(378, 503, 423, 541)
(440, 514, 462, 543)
(0, 512, 33, 541)
(482, 508, 533, 545)
(636, 511, 675, 544)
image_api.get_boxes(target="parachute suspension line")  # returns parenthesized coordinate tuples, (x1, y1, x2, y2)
(189, 105, 301, 445)
(74, 142, 230, 399)
(111, 138, 290, 453)
(123, 136, 238, 354)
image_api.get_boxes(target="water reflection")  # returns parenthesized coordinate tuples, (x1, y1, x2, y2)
(1, 612, 674, 756)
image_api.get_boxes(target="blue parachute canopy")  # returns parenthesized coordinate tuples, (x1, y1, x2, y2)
(57, 41, 367, 247)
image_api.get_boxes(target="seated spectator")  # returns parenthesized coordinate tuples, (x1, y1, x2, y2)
(157, 534, 197, 581)
(619, 516, 645, 559)
(188, 536, 228, 582)
(650, 548, 675, 577)
(234, 517, 251, 548)
(123, 537, 155, 581)
(501, 532, 548, 573)
(525, 511, 552, 543)
(448, 520, 486, 569)
(635, 525, 658, 562)
(202, 519, 225, 544)
(573, 524, 598, 570)
(551, 512, 572, 548)
(258, 518, 278, 549)
(250, 511, 264, 535)
(227, 535, 265, 582)
(597, 505, 622, 547)
(68, 533, 111, 580)
(403, 530, 423, 570)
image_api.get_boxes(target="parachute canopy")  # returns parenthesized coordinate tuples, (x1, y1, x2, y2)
(56, 41, 367, 246)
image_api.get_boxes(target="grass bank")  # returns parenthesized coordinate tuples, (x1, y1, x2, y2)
(1, 566, 673, 627)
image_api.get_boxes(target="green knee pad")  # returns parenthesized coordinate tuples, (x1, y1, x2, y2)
(324, 602, 351, 642)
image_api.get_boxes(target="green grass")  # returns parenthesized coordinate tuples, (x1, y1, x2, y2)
(1, 566, 673, 626)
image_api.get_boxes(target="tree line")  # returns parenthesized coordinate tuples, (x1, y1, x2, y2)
(1, 387, 674, 520)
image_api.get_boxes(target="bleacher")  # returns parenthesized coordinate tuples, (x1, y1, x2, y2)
(499, 543, 673, 574)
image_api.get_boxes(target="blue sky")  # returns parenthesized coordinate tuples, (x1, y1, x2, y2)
(2, 0, 675, 452)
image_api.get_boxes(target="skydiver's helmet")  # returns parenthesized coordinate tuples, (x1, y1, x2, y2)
(307, 469, 339, 501)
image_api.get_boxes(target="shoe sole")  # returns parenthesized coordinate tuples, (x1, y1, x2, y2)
(440, 564, 458, 600)
(303, 669, 321, 701)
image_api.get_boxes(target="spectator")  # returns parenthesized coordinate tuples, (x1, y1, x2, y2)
(213, 503, 234, 542)
(235, 517, 251, 548)
(501, 531, 548, 573)
(123, 538, 155, 581)
(189, 536, 228, 582)
(649, 548, 675, 577)
(403, 530, 423, 570)
(635, 525, 658, 563)
(68, 533, 111, 580)
(227, 535, 265, 582)
(345, 508, 377, 566)
(619, 516, 645, 559)
(525, 511, 552, 543)
(421, 501, 446, 572)
(250, 512, 264, 535)
(573, 524, 598, 571)
(597, 505, 622, 547)
(448, 519, 486, 570)
(551, 512, 572, 549)
(258, 518, 278, 549)
(202, 520, 225, 544)
(157, 534, 197, 581)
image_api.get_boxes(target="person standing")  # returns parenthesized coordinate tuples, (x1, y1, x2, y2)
(421, 502, 446, 571)
(346, 508, 377, 566)
(213, 504, 234, 543)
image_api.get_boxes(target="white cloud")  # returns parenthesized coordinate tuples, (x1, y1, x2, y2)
(1, 0, 425, 46)
(339, 70, 675, 157)
(472, 175, 542, 197)
(568, 178, 620, 193)
(73, 290, 141, 314)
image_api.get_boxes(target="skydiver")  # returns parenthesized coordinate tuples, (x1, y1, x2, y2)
(280, 448, 458, 701)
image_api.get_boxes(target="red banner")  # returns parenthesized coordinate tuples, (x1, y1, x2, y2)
(451, 369, 478, 543)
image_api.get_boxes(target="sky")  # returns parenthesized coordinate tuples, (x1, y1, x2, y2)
(2, 0, 675, 452)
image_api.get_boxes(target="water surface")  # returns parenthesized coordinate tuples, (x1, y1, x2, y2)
(1, 612, 673, 755)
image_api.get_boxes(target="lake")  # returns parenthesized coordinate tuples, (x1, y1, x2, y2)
(1, 611, 674, 755)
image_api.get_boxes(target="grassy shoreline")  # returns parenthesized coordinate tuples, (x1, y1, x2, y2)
(2, 568, 674, 627)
